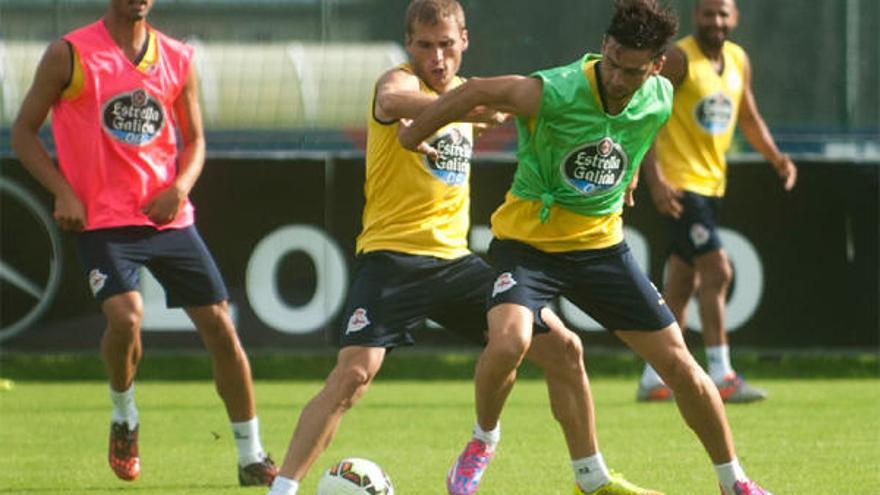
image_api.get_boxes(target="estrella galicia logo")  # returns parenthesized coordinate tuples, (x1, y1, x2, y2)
(694, 92, 733, 135)
(560, 137, 628, 196)
(101, 88, 165, 145)
(423, 127, 472, 186)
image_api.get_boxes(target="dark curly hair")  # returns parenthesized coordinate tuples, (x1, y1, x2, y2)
(606, 0, 679, 56)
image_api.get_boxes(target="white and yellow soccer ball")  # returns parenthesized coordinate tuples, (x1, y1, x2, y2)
(316, 457, 394, 495)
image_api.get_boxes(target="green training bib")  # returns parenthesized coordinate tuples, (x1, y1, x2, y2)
(511, 53, 672, 222)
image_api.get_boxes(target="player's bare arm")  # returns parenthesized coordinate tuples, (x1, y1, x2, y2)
(373, 67, 441, 122)
(11, 40, 87, 231)
(399, 75, 542, 152)
(660, 44, 688, 88)
(142, 64, 206, 224)
(736, 54, 797, 191)
(624, 163, 641, 208)
(638, 46, 688, 218)
(641, 146, 683, 218)
(375, 67, 506, 126)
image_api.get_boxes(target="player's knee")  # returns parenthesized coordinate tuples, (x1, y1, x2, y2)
(679, 274, 698, 294)
(701, 260, 732, 292)
(659, 355, 708, 395)
(537, 333, 584, 376)
(714, 263, 733, 289)
(488, 315, 533, 358)
(559, 332, 584, 362)
(331, 365, 376, 410)
(718, 261, 733, 287)
(192, 305, 241, 350)
(558, 335, 584, 375)
(102, 295, 144, 334)
(487, 332, 530, 369)
(197, 304, 235, 332)
(105, 308, 142, 335)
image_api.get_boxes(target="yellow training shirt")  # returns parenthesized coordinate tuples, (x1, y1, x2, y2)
(655, 36, 746, 197)
(356, 64, 473, 259)
(491, 59, 623, 252)
(62, 30, 158, 100)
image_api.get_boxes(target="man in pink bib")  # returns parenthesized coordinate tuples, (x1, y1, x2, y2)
(12, 0, 277, 486)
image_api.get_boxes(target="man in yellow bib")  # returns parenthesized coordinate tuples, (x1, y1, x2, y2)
(267, 2, 656, 494)
(636, 0, 797, 403)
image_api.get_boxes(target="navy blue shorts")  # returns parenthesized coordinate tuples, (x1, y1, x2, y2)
(75, 225, 229, 308)
(667, 191, 723, 263)
(487, 239, 675, 332)
(338, 251, 491, 349)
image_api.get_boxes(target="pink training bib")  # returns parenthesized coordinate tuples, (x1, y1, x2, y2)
(52, 20, 195, 230)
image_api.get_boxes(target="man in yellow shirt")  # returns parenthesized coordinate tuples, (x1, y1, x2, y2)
(637, 0, 797, 403)
(267, 2, 656, 494)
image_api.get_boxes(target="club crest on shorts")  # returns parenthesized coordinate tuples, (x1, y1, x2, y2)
(88, 268, 108, 296)
(690, 223, 711, 247)
(560, 137, 628, 196)
(101, 88, 166, 145)
(345, 308, 371, 334)
(492, 272, 517, 298)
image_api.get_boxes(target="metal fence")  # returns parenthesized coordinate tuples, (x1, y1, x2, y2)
(2, 0, 878, 156)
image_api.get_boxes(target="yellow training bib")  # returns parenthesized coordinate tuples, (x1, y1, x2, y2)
(356, 64, 473, 259)
(655, 36, 746, 197)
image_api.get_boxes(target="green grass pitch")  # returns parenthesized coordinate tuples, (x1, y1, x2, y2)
(1, 377, 878, 494)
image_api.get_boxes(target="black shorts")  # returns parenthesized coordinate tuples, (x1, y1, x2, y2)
(75, 225, 229, 307)
(667, 191, 723, 262)
(487, 239, 675, 332)
(338, 251, 491, 349)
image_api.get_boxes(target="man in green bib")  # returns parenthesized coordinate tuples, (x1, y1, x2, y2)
(400, 1, 774, 494)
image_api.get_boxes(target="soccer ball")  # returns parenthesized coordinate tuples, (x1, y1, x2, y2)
(316, 457, 394, 495)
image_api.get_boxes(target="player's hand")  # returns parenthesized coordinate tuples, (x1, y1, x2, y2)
(472, 110, 510, 138)
(398, 118, 439, 162)
(624, 170, 639, 208)
(466, 106, 509, 127)
(486, 110, 509, 127)
(142, 185, 185, 225)
(648, 179, 684, 218)
(53, 190, 86, 231)
(774, 154, 797, 191)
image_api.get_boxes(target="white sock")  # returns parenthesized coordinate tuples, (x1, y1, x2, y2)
(572, 452, 611, 493)
(268, 475, 299, 495)
(639, 363, 666, 388)
(706, 345, 734, 383)
(473, 422, 500, 449)
(110, 384, 138, 429)
(231, 417, 266, 466)
(714, 458, 748, 494)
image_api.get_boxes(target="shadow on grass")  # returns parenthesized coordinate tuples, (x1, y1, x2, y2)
(1, 348, 877, 381)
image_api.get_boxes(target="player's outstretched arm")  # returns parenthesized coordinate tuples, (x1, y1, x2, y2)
(143, 64, 206, 225)
(399, 75, 542, 152)
(737, 54, 797, 191)
(374, 68, 440, 122)
(11, 40, 86, 231)
(375, 68, 507, 125)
